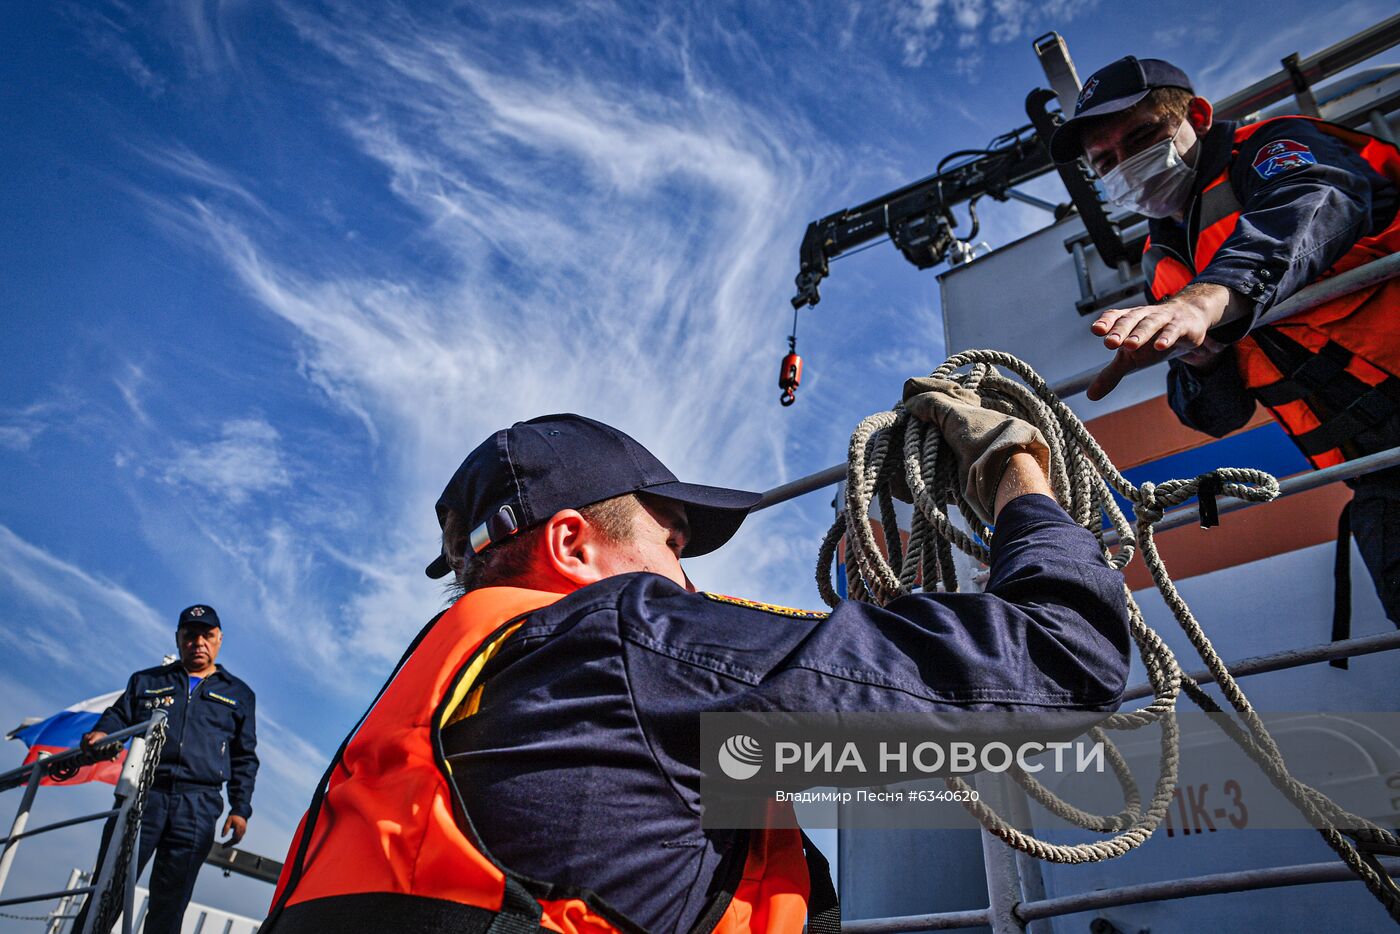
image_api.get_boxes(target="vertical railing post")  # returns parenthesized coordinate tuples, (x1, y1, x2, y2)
(81, 717, 156, 934)
(976, 772, 1028, 934)
(132, 892, 150, 933)
(1003, 784, 1051, 934)
(46, 868, 85, 934)
(121, 795, 141, 934)
(0, 751, 48, 897)
(115, 731, 148, 934)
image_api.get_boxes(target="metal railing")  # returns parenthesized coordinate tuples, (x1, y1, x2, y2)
(0, 712, 166, 934)
(844, 857, 1400, 933)
(1051, 251, 1400, 400)
(37, 872, 265, 934)
(753, 251, 1400, 513)
(204, 843, 284, 885)
(1212, 11, 1400, 121)
(42, 869, 86, 934)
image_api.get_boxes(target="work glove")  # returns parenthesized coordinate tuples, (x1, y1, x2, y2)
(899, 377, 1051, 524)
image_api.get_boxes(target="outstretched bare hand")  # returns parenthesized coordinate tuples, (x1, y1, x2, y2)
(1087, 283, 1236, 400)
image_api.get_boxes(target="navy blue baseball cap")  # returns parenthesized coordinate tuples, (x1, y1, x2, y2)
(425, 414, 762, 579)
(1049, 56, 1194, 164)
(177, 604, 220, 629)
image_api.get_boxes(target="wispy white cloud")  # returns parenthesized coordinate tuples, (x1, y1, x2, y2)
(0, 402, 59, 452)
(130, 142, 270, 216)
(163, 417, 291, 505)
(62, 0, 167, 97)
(172, 0, 246, 77)
(1154, 22, 1215, 50)
(0, 426, 41, 452)
(888, 0, 1100, 68)
(122, 0, 850, 665)
(1192, 1, 1393, 102)
(838, 2, 864, 50)
(115, 362, 153, 426)
(893, 0, 946, 66)
(249, 711, 333, 830)
(0, 525, 168, 678)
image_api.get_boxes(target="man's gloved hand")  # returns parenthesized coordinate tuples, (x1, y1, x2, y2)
(900, 377, 1051, 524)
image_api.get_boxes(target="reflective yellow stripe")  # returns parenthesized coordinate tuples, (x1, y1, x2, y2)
(444, 686, 487, 728)
(438, 621, 525, 732)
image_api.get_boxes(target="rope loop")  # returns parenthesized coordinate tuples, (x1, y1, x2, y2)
(1135, 480, 1166, 526)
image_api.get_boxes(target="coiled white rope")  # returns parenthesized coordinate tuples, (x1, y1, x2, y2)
(819, 350, 1400, 921)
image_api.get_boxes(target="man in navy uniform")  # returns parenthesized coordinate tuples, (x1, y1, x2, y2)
(82, 604, 258, 934)
(1050, 56, 1400, 627)
(265, 401, 1131, 934)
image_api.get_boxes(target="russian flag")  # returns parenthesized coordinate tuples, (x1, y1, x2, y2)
(7, 691, 126, 786)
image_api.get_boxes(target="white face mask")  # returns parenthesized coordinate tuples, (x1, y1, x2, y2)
(1098, 122, 1197, 219)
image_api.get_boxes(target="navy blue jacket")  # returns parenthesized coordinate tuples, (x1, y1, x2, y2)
(442, 493, 1129, 932)
(1160, 117, 1398, 437)
(94, 663, 258, 818)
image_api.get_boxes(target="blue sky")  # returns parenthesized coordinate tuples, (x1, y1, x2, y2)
(1, 0, 1394, 922)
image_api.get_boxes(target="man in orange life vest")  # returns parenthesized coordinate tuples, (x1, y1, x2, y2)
(1049, 56, 1400, 625)
(263, 407, 1130, 933)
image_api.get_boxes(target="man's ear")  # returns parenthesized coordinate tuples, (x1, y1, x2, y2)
(1187, 96, 1213, 136)
(540, 510, 604, 587)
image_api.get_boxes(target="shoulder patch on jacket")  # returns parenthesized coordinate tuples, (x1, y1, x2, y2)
(1252, 139, 1316, 180)
(206, 692, 238, 707)
(702, 592, 828, 619)
(141, 686, 176, 695)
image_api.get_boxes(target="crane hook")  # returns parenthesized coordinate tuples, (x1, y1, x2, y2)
(778, 317, 802, 407)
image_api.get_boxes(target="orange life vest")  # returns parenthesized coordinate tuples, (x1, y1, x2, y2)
(1142, 116, 1400, 469)
(261, 586, 833, 934)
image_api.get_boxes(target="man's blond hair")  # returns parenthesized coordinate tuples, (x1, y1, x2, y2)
(1140, 86, 1195, 123)
(442, 494, 641, 596)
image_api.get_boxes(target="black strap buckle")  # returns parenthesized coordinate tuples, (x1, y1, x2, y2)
(1196, 473, 1221, 529)
(1294, 386, 1400, 457)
